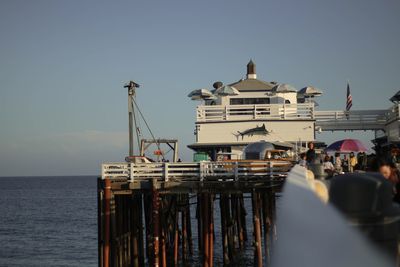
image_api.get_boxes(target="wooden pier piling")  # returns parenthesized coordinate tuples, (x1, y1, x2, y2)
(252, 192, 263, 267)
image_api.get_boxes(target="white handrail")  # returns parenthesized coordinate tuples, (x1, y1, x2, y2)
(101, 161, 291, 182)
(196, 103, 314, 122)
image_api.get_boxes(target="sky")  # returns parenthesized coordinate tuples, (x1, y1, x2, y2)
(0, 0, 399, 176)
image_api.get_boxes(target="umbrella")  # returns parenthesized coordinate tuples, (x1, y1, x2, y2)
(325, 139, 368, 153)
(390, 90, 400, 103)
(214, 85, 240, 96)
(272, 83, 297, 93)
(298, 86, 323, 97)
(187, 88, 214, 100)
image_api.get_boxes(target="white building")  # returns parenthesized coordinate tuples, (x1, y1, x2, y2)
(188, 61, 317, 160)
(188, 60, 400, 160)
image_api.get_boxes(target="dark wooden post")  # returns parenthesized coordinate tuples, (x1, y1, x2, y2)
(173, 211, 179, 266)
(182, 201, 188, 264)
(220, 194, 230, 266)
(252, 192, 262, 267)
(98, 178, 104, 267)
(152, 180, 160, 267)
(197, 194, 203, 254)
(203, 194, 210, 267)
(103, 179, 111, 267)
(131, 194, 139, 267)
(209, 194, 214, 267)
(239, 194, 248, 242)
(186, 195, 194, 256)
(262, 193, 271, 267)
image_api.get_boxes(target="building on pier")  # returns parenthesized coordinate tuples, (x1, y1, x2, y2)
(188, 60, 400, 160)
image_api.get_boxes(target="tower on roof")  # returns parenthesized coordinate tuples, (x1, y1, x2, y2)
(247, 60, 256, 79)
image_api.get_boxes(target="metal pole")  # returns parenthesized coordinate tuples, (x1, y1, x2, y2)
(124, 81, 140, 157)
(128, 89, 134, 157)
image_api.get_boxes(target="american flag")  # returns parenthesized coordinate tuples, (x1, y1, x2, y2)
(346, 82, 352, 111)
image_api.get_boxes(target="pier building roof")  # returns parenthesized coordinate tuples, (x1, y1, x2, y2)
(227, 60, 275, 91)
(228, 78, 275, 91)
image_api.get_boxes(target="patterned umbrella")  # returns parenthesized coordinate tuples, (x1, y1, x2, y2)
(214, 85, 240, 96)
(272, 83, 297, 93)
(187, 88, 214, 100)
(298, 86, 323, 97)
(325, 139, 368, 152)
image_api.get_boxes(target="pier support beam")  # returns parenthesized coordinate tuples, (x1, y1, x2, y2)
(220, 194, 230, 266)
(103, 179, 111, 267)
(152, 181, 161, 267)
(252, 192, 263, 267)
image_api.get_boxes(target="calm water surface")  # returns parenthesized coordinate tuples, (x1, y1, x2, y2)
(0, 176, 97, 267)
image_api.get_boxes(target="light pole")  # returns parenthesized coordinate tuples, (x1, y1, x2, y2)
(124, 81, 140, 157)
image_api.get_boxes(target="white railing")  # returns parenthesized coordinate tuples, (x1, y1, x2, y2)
(102, 161, 291, 182)
(387, 104, 400, 122)
(314, 109, 388, 130)
(196, 103, 314, 122)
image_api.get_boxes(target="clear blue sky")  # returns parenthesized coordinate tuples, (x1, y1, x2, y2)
(1, 0, 399, 176)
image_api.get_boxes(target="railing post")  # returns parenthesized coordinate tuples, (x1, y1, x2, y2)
(164, 163, 169, 182)
(283, 104, 286, 119)
(397, 104, 400, 119)
(253, 105, 257, 119)
(310, 105, 314, 119)
(129, 163, 134, 182)
(200, 162, 205, 182)
(234, 161, 239, 181)
(225, 106, 229, 121)
(269, 161, 273, 177)
(101, 164, 105, 179)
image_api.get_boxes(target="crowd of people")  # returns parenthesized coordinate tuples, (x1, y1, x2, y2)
(298, 142, 400, 204)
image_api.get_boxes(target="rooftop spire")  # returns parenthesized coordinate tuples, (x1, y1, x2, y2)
(246, 59, 256, 79)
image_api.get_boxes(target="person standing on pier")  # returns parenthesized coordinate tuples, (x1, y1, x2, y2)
(334, 153, 342, 173)
(349, 152, 358, 172)
(306, 142, 316, 164)
(342, 155, 349, 172)
(323, 155, 335, 176)
(378, 160, 400, 203)
(357, 152, 367, 170)
(299, 153, 307, 167)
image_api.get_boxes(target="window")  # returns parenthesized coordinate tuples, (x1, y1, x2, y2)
(230, 98, 270, 105)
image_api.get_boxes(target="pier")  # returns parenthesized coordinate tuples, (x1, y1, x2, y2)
(97, 63, 400, 266)
(98, 161, 289, 266)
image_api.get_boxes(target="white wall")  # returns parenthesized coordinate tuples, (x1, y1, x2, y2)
(386, 120, 400, 142)
(196, 120, 314, 143)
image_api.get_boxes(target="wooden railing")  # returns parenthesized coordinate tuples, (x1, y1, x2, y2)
(102, 161, 291, 182)
(196, 103, 314, 122)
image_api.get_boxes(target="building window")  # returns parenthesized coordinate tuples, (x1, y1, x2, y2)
(230, 98, 270, 105)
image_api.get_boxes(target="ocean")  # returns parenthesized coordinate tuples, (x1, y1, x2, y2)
(0, 176, 97, 267)
(0, 176, 262, 267)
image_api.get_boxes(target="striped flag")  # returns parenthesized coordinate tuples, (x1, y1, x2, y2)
(346, 83, 352, 117)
